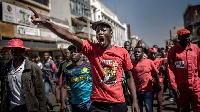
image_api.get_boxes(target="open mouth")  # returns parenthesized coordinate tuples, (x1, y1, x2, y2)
(99, 37, 105, 45)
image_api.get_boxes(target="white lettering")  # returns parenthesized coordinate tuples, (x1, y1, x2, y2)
(99, 60, 113, 65)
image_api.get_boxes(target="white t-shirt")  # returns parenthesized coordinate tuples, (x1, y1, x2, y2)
(8, 60, 26, 110)
(37, 62, 43, 69)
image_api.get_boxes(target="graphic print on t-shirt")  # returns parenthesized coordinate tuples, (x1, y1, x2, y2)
(99, 60, 118, 86)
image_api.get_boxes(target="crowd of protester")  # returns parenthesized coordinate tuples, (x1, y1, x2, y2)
(0, 6, 200, 112)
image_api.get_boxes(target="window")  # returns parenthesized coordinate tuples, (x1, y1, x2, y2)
(98, 15, 100, 21)
(77, 3, 81, 14)
(34, 0, 49, 6)
(84, 0, 89, 3)
(70, 1, 77, 12)
(78, 25, 83, 30)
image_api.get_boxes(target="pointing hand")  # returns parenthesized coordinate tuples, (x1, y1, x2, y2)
(28, 6, 47, 26)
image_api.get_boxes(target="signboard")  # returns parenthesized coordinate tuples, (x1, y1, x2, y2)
(40, 29, 57, 42)
(57, 43, 71, 49)
(2, 2, 36, 27)
(2, 2, 16, 23)
(16, 7, 35, 27)
(17, 25, 40, 36)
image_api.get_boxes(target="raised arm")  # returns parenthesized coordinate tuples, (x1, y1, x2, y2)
(28, 6, 83, 50)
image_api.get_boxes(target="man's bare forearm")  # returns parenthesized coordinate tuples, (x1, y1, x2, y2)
(125, 70, 138, 104)
(61, 85, 68, 105)
(155, 74, 161, 86)
(43, 21, 83, 49)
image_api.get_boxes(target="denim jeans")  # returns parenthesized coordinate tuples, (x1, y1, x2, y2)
(66, 90, 72, 112)
(72, 100, 92, 112)
(89, 101, 127, 112)
(137, 92, 154, 112)
(45, 79, 56, 100)
(50, 79, 56, 95)
(45, 81, 51, 100)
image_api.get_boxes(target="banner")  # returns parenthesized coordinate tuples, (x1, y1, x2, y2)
(17, 25, 40, 36)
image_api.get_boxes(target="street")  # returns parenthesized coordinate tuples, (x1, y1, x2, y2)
(49, 90, 179, 112)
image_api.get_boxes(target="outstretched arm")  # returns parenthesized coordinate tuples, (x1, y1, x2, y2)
(28, 6, 83, 50)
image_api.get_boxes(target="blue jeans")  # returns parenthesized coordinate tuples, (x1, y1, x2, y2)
(72, 100, 92, 112)
(45, 81, 51, 100)
(45, 80, 56, 100)
(51, 79, 56, 95)
(137, 92, 154, 112)
(66, 90, 72, 112)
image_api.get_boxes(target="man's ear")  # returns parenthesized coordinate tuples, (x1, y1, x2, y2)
(110, 30, 113, 37)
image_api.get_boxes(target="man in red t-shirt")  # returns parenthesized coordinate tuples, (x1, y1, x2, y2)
(132, 46, 160, 112)
(149, 47, 165, 112)
(29, 7, 139, 112)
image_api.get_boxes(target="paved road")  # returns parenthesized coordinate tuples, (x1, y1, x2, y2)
(127, 91, 178, 112)
(49, 90, 179, 112)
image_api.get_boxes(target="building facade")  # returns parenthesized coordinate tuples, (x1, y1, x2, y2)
(0, 0, 72, 65)
(90, 0, 128, 47)
(170, 25, 184, 40)
(0, 0, 130, 67)
(183, 4, 200, 45)
(69, 0, 94, 40)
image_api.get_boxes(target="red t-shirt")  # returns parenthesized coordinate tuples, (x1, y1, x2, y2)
(153, 58, 165, 82)
(132, 59, 159, 92)
(80, 40, 133, 103)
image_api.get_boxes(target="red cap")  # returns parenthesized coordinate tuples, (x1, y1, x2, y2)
(2, 39, 30, 51)
(177, 29, 190, 36)
(149, 47, 157, 53)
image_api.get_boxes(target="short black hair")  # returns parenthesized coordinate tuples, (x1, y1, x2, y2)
(44, 52, 49, 54)
(124, 41, 131, 44)
(68, 45, 76, 51)
(160, 47, 165, 50)
(35, 55, 39, 58)
(153, 45, 158, 48)
(134, 46, 144, 52)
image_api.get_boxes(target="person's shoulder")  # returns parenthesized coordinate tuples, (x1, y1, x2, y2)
(38, 62, 42, 66)
(63, 64, 73, 72)
(114, 46, 125, 50)
(1, 60, 12, 72)
(28, 60, 39, 67)
(168, 45, 176, 54)
(82, 61, 91, 68)
(145, 58, 154, 64)
(66, 63, 73, 68)
(60, 60, 66, 65)
(190, 43, 199, 49)
(49, 59, 55, 64)
(82, 39, 96, 46)
(114, 46, 129, 54)
(131, 59, 137, 64)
